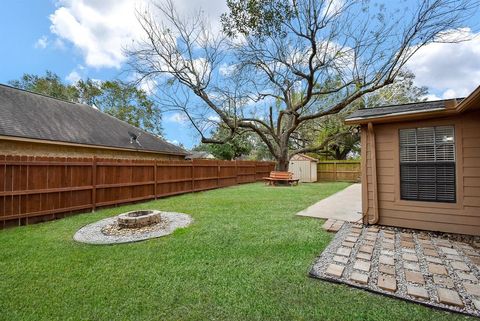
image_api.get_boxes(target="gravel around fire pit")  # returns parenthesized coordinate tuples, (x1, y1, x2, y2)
(101, 219, 168, 236)
(310, 223, 480, 318)
(74, 212, 193, 245)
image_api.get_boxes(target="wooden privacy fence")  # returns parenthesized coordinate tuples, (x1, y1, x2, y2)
(317, 161, 361, 182)
(0, 155, 275, 227)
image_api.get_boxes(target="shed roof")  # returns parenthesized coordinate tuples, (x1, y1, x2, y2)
(0, 84, 186, 155)
(291, 154, 318, 162)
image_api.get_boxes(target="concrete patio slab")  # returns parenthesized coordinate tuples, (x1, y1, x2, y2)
(296, 183, 362, 223)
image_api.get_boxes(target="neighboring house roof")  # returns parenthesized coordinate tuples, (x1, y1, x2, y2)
(185, 151, 215, 159)
(0, 84, 186, 155)
(345, 85, 480, 125)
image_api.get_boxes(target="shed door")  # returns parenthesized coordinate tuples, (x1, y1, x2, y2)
(311, 162, 317, 182)
(289, 161, 311, 182)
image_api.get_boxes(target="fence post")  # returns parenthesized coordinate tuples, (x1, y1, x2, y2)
(217, 160, 220, 187)
(154, 161, 157, 199)
(235, 160, 238, 184)
(333, 161, 337, 181)
(191, 160, 195, 191)
(92, 156, 97, 212)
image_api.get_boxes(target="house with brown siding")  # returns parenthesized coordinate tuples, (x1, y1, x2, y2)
(345, 86, 480, 236)
(0, 84, 186, 160)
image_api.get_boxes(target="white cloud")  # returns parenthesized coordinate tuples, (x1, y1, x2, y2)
(167, 112, 189, 124)
(188, 57, 211, 83)
(406, 28, 480, 99)
(423, 93, 442, 101)
(208, 115, 220, 122)
(126, 72, 158, 94)
(138, 78, 157, 95)
(53, 38, 66, 50)
(66, 70, 81, 83)
(34, 36, 48, 49)
(219, 63, 236, 76)
(49, 0, 146, 68)
(48, 0, 227, 69)
(321, 0, 345, 18)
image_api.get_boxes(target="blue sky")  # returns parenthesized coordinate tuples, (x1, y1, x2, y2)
(0, 0, 209, 148)
(1, 2, 119, 83)
(1, 0, 480, 149)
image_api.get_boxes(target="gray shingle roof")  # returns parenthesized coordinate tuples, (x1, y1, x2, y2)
(185, 151, 215, 159)
(0, 84, 186, 155)
(345, 99, 462, 121)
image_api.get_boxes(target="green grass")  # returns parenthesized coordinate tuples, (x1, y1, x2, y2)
(0, 182, 473, 321)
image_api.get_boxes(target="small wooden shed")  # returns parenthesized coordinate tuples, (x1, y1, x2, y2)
(345, 86, 480, 236)
(289, 154, 318, 182)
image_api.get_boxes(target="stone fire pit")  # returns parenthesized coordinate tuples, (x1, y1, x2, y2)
(117, 210, 162, 228)
(73, 210, 193, 245)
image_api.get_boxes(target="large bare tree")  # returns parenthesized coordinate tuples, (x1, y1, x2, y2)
(128, 0, 478, 170)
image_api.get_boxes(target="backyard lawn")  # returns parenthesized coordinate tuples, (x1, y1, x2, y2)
(0, 182, 473, 321)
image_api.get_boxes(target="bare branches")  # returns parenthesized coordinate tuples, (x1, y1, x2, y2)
(289, 130, 352, 158)
(127, 0, 479, 169)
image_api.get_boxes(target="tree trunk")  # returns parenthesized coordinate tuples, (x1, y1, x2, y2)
(275, 148, 290, 171)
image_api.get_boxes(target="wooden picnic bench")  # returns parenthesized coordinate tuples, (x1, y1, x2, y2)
(263, 171, 299, 186)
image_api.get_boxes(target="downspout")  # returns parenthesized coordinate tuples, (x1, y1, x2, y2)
(368, 122, 379, 224)
(360, 127, 369, 224)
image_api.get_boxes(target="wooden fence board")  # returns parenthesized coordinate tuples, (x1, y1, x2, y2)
(317, 161, 361, 182)
(0, 155, 275, 227)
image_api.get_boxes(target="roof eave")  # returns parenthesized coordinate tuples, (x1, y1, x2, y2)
(344, 107, 452, 125)
(0, 134, 188, 156)
(345, 86, 480, 125)
(456, 85, 480, 113)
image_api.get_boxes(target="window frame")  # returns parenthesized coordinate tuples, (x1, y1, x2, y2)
(398, 125, 456, 203)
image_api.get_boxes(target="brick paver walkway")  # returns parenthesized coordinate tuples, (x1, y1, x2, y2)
(310, 223, 480, 317)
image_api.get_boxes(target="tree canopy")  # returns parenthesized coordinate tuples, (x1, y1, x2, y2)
(193, 125, 274, 160)
(10, 71, 79, 102)
(9, 72, 163, 136)
(127, 0, 479, 169)
(295, 71, 428, 160)
(193, 126, 254, 160)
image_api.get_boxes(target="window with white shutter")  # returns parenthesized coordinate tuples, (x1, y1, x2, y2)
(399, 126, 456, 203)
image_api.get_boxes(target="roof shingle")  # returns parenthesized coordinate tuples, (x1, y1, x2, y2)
(0, 84, 186, 155)
(345, 99, 460, 121)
